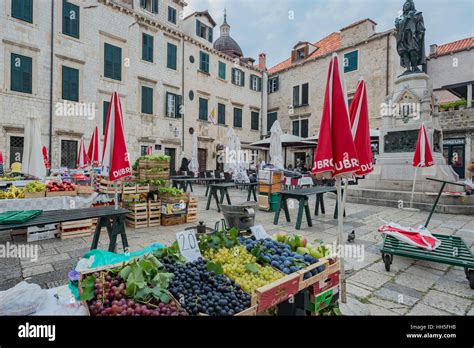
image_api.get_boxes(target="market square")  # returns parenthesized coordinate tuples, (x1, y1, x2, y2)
(0, 0, 472, 342)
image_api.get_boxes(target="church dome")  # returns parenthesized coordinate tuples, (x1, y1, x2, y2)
(213, 11, 243, 58)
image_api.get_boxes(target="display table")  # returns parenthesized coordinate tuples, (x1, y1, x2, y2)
(0, 193, 98, 212)
(0, 206, 130, 252)
(273, 187, 342, 230)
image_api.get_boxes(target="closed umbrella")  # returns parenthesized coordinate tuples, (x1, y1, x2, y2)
(269, 120, 284, 169)
(22, 114, 46, 179)
(409, 123, 433, 208)
(42, 146, 51, 170)
(87, 126, 101, 166)
(378, 222, 441, 251)
(311, 53, 360, 303)
(76, 138, 90, 169)
(234, 134, 250, 183)
(188, 131, 199, 176)
(224, 127, 237, 175)
(102, 92, 131, 208)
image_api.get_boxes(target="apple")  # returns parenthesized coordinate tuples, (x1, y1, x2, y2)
(296, 247, 309, 255)
(276, 232, 288, 243)
(298, 236, 308, 248)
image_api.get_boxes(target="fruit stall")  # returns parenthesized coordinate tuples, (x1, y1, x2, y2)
(76, 227, 340, 317)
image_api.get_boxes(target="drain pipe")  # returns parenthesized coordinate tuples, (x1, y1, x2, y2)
(48, 1, 55, 166)
(181, 37, 185, 153)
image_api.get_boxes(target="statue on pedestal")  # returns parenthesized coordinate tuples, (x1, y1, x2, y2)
(395, 0, 426, 75)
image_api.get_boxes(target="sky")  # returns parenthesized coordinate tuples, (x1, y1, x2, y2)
(184, 0, 474, 69)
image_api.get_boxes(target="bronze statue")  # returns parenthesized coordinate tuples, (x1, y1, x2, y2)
(395, 0, 426, 75)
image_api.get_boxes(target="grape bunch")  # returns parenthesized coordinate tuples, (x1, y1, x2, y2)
(239, 237, 326, 279)
(204, 246, 283, 294)
(161, 257, 252, 316)
(87, 271, 187, 316)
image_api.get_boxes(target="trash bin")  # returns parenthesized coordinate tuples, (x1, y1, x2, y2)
(269, 193, 280, 212)
(220, 202, 257, 231)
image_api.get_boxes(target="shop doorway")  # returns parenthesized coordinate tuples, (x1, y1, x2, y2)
(164, 148, 176, 173)
(198, 148, 207, 172)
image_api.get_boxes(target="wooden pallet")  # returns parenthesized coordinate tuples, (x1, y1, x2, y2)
(147, 201, 161, 227)
(136, 184, 150, 193)
(122, 185, 137, 194)
(148, 215, 161, 227)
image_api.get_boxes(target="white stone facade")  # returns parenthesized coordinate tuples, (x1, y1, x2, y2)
(0, 0, 264, 172)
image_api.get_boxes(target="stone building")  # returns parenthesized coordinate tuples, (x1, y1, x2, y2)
(0, 0, 264, 172)
(266, 19, 404, 168)
(427, 37, 474, 178)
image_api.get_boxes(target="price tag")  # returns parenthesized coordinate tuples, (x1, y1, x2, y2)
(250, 225, 270, 240)
(176, 229, 202, 262)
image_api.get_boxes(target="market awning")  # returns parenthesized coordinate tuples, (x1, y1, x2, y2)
(249, 133, 316, 148)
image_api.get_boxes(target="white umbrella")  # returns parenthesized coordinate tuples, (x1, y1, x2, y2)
(188, 131, 199, 176)
(269, 120, 284, 169)
(22, 113, 46, 179)
(234, 135, 250, 183)
(224, 127, 237, 174)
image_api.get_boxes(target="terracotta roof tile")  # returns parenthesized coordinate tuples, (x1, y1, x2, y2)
(431, 37, 474, 57)
(268, 32, 341, 74)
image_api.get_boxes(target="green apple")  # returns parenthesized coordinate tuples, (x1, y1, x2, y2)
(296, 247, 309, 255)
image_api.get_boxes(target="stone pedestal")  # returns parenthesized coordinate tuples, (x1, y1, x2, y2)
(348, 73, 473, 213)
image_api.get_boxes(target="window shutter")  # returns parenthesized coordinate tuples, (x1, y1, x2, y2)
(302, 83, 309, 105)
(73, 4, 80, 38)
(114, 46, 122, 80)
(293, 86, 300, 106)
(11, 55, 21, 92)
(291, 50, 297, 62)
(104, 44, 112, 78)
(196, 20, 201, 36)
(22, 56, 32, 93)
(152, 0, 159, 13)
(231, 68, 236, 84)
(141, 86, 146, 114)
(208, 28, 213, 42)
(241, 71, 245, 87)
(165, 92, 170, 117)
(301, 119, 309, 138)
(292, 120, 299, 136)
(24, 0, 33, 23)
(140, 0, 146, 8)
(176, 95, 182, 118)
(258, 77, 262, 92)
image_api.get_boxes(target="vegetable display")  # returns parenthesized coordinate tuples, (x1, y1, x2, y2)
(158, 187, 185, 196)
(0, 186, 25, 199)
(25, 181, 46, 193)
(47, 181, 76, 192)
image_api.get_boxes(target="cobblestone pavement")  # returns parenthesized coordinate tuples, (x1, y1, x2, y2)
(1, 186, 472, 315)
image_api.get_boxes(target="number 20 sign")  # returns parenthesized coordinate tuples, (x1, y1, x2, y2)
(176, 229, 202, 262)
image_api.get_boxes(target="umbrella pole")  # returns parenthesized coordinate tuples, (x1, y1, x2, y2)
(409, 167, 418, 209)
(336, 178, 347, 303)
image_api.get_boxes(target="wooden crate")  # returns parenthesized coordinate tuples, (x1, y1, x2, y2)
(27, 224, 58, 242)
(46, 189, 77, 197)
(122, 184, 137, 194)
(124, 202, 148, 229)
(147, 159, 170, 170)
(148, 201, 161, 227)
(99, 179, 122, 194)
(161, 214, 186, 226)
(139, 170, 170, 180)
(60, 219, 93, 239)
(297, 258, 340, 291)
(24, 191, 46, 199)
(136, 184, 150, 193)
(254, 273, 300, 312)
(77, 185, 94, 195)
(186, 197, 197, 223)
(308, 286, 339, 313)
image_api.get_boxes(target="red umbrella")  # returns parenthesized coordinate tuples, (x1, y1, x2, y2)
(42, 146, 51, 170)
(311, 53, 359, 304)
(102, 92, 131, 181)
(409, 123, 433, 208)
(312, 53, 360, 178)
(413, 123, 433, 168)
(76, 138, 90, 168)
(349, 79, 373, 176)
(88, 126, 101, 166)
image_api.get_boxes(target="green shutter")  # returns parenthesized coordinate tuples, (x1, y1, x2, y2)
(344, 50, 358, 73)
(63, 1, 80, 39)
(267, 112, 277, 132)
(301, 119, 309, 138)
(62, 66, 79, 102)
(233, 108, 242, 128)
(104, 43, 121, 80)
(176, 95, 182, 118)
(113, 45, 122, 80)
(218, 62, 226, 80)
(141, 86, 153, 114)
(241, 71, 245, 87)
(167, 43, 177, 70)
(152, 0, 158, 14)
(200, 52, 209, 72)
(231, 68, 236, 84)
(258, 77, 262, 91)
(292, 120, 299, 136)
(11, 53, 32, 94)
(196, 20, 201, 36)
(208, 28, 213, 42)
(251, 111, 259, 130)
(218, 103, 225, 124)
(12, 0, 33, 23)
(142, 33, 153, 62)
